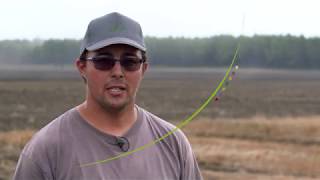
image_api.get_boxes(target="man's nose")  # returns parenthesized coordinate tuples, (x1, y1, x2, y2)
(110, 61, 124, 78)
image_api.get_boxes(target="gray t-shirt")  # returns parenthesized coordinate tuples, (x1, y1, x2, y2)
(13, 105, 203, 180)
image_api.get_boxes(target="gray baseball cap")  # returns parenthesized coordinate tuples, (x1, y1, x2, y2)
(80, 12, 146, 56)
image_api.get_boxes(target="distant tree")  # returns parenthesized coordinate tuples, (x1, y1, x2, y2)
(27, 39, 80, 66)
(0, 40, 34, 64)
(0, 36, 320, 69)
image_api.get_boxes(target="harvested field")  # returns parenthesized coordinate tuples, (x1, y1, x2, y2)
(0, 67, 319, 179)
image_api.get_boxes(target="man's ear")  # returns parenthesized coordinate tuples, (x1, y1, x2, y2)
(75, 58, 87, 79)
(141, 62, 148, 75)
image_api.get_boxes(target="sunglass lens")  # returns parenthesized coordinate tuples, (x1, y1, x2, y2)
(121, 57, 141, 71)
(89, 55, 142, 71)
(92, 56, 115, 70)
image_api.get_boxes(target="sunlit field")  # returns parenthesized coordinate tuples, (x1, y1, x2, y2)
(0, 67, 320, 179)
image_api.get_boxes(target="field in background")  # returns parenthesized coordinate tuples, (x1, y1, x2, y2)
(186, 117, 320, 179)
(0, 67, 320, 179)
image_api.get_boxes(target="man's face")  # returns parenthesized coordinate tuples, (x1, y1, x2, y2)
(76, 44, 148, 112)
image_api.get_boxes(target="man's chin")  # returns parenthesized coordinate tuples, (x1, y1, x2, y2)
(99, 99, 130, 112)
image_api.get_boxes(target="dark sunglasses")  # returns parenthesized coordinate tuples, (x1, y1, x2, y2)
(82, 54, 145, 71)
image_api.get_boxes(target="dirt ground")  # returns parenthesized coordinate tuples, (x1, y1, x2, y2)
(0, 67, 319, 179)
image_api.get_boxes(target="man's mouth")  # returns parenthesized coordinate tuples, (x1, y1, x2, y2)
(106, 86, 126, 96)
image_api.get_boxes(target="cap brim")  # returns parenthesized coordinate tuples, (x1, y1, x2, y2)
(86, 37, 146, 52)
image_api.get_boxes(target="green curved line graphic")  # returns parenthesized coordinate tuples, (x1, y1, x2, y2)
(80, 43, 240, 168)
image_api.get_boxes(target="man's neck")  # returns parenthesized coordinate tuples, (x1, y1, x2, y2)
(77, 100, 137, 137)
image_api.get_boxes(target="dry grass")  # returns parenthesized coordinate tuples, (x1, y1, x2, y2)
(1, 117, 320, 179)
(0, 129, 35, 147)
(185, 116, 320, 145)
(191, 136, 320, 178)
(183, 116, 320, 179)
(201, 170, 318, 180)
(0, 129, 35, 180)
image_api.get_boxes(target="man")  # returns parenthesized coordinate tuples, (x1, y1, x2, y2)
(13, 12, 203, 180)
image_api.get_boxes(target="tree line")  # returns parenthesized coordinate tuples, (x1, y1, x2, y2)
(0, 35, 319, 68)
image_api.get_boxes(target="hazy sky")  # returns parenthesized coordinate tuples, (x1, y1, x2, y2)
(0, 0, 319, 40)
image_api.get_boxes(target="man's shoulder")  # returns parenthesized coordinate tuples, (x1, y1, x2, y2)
(137, 106, 194, 159)
(138, 106, 176, 131)
(137, 106, 189, 143)
(22, 108, 77, 156)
